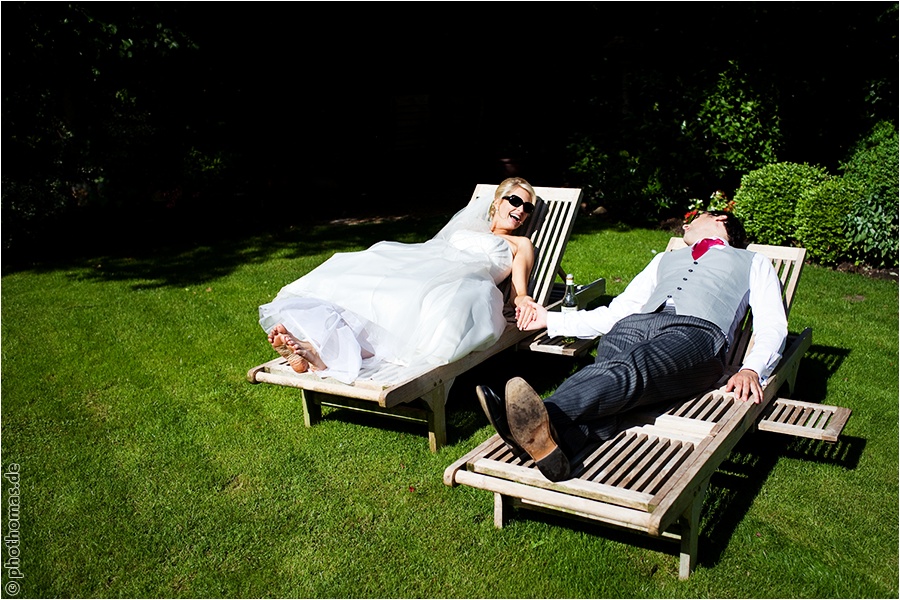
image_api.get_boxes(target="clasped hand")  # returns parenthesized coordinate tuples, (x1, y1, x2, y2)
(515, 300, 547, 331)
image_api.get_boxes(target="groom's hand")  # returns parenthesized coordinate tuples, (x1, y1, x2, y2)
(726, 369, 763, 404)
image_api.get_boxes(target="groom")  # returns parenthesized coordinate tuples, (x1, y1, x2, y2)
(476, 211, 788, 481)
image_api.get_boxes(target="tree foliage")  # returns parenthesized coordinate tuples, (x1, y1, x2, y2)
(840, 120, 900, 267)
(562, 2, 897, 228)
(3, 2, 897, 269)
(694, 60, 782, 178)
(3, 2, 199, 253)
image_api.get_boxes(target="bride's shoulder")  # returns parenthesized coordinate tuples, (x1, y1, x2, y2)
(490, 232, 533, 257)
(505, 233, 533, 249)
(511, 235, 535, 259)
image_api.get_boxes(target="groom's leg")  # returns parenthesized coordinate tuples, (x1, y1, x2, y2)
(544, 312, 726, 454)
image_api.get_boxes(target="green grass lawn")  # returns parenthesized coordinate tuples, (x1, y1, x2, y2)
(2, 212, 897, 598)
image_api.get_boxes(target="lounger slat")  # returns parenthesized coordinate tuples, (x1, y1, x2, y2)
(814, 410, 832, 430)
(444, 434, 508, 486)
(629, 425, 705, 446)
(588, 432, 651, 485)
(470, 458, 656, 511)
(578, 432, 638, 481)
(253, 366, 388, 401)
(613, 437, 674, 488)
(793, 407, 814, 426)
(674, 392, 728, 420)
(802, 408, 822, 426)
(607, 436, 666, 488)
(773, 403, 792, 423)
(629, 440, 684, 491)
(634, 419, 713, 443)
(455, 470, 655, 531)
(692, 398, 721, 421)
(670, 394, 707, 419)
(642, 442, 696, 494)
(702, 398, 734, 422)
(485, 442, 520, 463)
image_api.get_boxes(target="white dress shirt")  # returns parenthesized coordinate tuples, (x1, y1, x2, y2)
(546, 241, 788, 382)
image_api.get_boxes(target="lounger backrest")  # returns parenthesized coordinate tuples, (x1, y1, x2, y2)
(469, 184, 584, 306)
(664, 237, 806, 368)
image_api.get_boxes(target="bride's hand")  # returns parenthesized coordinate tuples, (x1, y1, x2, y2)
(515, 297, 542, 331)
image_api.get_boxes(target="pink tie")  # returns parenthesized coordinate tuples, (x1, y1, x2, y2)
(692, 238, 725, 260)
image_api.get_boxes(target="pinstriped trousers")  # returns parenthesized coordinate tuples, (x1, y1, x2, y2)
(544, 305, 727, 456)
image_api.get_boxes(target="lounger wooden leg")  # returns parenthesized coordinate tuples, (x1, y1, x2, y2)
(678, 478, 710, 580)
(493, 492, 511, 528)
(422, 380, 452, 453)
(301, 390, 323, 427)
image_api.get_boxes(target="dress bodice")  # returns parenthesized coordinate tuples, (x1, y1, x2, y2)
(447, 229, 514, 285)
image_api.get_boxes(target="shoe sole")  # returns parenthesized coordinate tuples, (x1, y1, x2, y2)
(505, 378, 570, 481)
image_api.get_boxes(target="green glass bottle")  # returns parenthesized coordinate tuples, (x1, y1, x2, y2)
(562, 274, 577, 343)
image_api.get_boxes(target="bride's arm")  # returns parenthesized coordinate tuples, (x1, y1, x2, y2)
(509, 238, 535, 308)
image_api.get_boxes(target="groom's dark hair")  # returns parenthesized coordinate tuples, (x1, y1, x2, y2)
(707, 210, 748, 249)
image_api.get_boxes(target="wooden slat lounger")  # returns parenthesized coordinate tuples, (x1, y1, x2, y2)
(443, 238, 851, 579)
(247, 184, 606, 452)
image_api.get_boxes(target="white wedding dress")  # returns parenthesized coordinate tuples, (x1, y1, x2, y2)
(258, 192, 515, 384)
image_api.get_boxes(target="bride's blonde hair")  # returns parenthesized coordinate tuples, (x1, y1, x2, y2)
(490, 177, 537, 218)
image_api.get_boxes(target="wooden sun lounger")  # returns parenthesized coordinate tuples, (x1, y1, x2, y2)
(443, 238, 851, 579)
(247, 184, 606, 452)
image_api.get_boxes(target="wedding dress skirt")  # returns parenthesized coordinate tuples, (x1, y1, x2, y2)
(259, 228, 514, 384)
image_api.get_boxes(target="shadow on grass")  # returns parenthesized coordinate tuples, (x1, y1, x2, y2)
(2, 186, 460, 280)
(792, 343, 851, 404)
(300, 347, 593, 450)
(12, 205, 453, 289)
(4, 187, 632, 287)
(697, 340, 860, 573)
(244, 337, 862, 580)
(696, 431, 864, 571)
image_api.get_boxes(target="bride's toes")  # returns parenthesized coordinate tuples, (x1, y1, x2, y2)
(271, 327, 326, 373)
(271, 336, 310, 373)
(295, 341, 327, 371)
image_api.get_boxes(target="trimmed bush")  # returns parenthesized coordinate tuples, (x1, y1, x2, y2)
(794, 178, 858, 266)
(840, 121, 899, 267)
(733, 162, 831, 245)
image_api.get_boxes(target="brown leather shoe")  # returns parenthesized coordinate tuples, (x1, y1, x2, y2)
(505, 377, 571, 482)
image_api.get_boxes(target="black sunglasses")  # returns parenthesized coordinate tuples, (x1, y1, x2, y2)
(502, 194, 534, 214)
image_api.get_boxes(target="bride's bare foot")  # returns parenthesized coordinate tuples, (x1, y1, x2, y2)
(283, 334, 327, 372)
(268, 324, 310, 373)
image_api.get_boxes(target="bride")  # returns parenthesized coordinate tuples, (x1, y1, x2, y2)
(258, 177, 538, 384)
